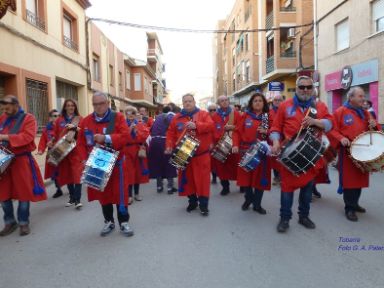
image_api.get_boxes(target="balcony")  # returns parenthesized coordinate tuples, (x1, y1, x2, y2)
(266, 11, 274, 30)
(266, 56, 275, 74)
(280, 6, 296, 12)
(280, 51, 296, 58)
(63, 36, 78, 51)
(26, 9, 45, 31)
(147, 48, 160, 62)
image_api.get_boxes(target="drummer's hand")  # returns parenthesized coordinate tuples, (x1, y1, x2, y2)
(340, 137, 351, 147)
(185, 121, 196, 130)
(257, 126, 267, 134)
(271, 141, 280, 155)
(164, 147, 172, 155)
(302, 116, 318, 128)
(368, 119, 377, 130)
(94, 134, 106, 144)
(225, 124, 235, 131)
(0, 134, 8, 141)
(232, 146, 239, 154)
(65, 123, 77, 130)
(36, 151, 43, 156)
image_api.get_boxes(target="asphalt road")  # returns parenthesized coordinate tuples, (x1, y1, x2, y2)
(1, 168, 383, 288)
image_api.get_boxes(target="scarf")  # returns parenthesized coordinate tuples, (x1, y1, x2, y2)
(179, 108, 200, 119)
(343, 101, 365, 119)
(217, 107, 232, 120)
(245, 109, 263, 120)
(293, 94, 314, 111)
(93, 108, 112, 123)
(126, 119, 138, 138)
(0, 107, 25, 132)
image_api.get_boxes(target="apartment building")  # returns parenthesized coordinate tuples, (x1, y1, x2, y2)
(0, 0, 91, 130)
(318, 0, 383, 123)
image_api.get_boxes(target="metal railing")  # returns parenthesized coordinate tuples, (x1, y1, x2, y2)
(280, 6, 296, 12)
(280, 51, 296, 58)
(26, 9, 45, 31)
(63, 36, 78, 51)
(266, 56, 275, 74)
(266, 11, 274, 30)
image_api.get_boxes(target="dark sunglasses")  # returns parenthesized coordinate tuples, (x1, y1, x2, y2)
(298, 85, 313, 90)
(209, 109, 216, 112)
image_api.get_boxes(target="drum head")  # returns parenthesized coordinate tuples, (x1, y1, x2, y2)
(350, 131, 384, 162)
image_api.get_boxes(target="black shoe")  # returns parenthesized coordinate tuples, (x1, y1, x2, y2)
(186, 202, 198, 212)
(298, 217, 316, 229)
(200, 206, 209, 216)
(277, 219, 290, 233)
(239, 187, 245, 193)
(167, 187, 177, 194)
(220, 188, 230, 196)
(312, 188, 322, 199)
(355, 205, 366, 213)
(253, 206, 267, 215)
(346, 211, 358, 222)
(241, 200, 252, 211)
(157, 186, 163, 193)
(52, 190, 63, 198)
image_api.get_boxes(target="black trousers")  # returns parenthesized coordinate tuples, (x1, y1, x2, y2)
(128, 184, 140, 196)
(102, 204, 129, 225)
(343, 188, 362, 213)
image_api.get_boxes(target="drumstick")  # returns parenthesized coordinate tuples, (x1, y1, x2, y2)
(353, 143, 370, 147)
(294, 108, 312, 142)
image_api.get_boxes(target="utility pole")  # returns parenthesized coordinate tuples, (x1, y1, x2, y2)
(313, 0, 318, 72)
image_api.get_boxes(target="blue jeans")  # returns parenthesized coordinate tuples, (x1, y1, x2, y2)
(1, 200, 30, 225)
(280, 181, 314, 220)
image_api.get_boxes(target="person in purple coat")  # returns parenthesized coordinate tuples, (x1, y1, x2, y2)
(148, 105, 178, 194)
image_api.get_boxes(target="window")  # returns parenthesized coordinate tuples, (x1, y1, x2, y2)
(232, 48, 236, 66)
(245, 61, 250, 83)
(144, 76, 148, 95)
(92, 54, 100, 82)
(26, 79, 48, 133)
(372, 0, 384, 33)
(109, 65, 114, 87)
(335, 19, 349, 51)
(232, 73, 236, 91)
(126, 71, 131, 90)
(118, 72, 123, 91)
(245, 33, 249, 51)
(63, 11, 78, 51)
(25, 0, 45, 31)
(134, 73, 142, 91)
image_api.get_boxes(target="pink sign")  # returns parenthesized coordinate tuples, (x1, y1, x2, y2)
(325, 71, 342, 91)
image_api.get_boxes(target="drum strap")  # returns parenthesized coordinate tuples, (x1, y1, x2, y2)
(105, 112, 116, 134)
(1, 112, 26, 147)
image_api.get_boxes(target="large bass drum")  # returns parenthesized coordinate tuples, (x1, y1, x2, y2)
(349, 131, 384, 173)
(169, 134, 200, 170)
(279, 131, 327, 176)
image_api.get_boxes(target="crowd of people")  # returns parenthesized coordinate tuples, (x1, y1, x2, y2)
(0, 75, 381, 237)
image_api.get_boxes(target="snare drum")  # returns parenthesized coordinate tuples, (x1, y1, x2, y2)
(81, 145, 119, 191)
(349, 131, 384, 173)
(211, 133, 232, 163)
(279, 131, 326, 176)
(239, 141, 269, 172)
(48, 135, 76, 166)
(0, 146, 14, 175)
(169, 134, 200, 170)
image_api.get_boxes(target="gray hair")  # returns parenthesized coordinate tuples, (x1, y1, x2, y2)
(216, 95, 228, 104)
(347, 86, 364, 99)
(296, 75, 313, 86)
(182, 93, 195, 101)
(93, 91, 109, 101)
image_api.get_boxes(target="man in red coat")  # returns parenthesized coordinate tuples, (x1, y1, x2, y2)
(271, 76, 333, 233)
(138, 106, 154, 128)
(329, 86, 380, 222)
(210, 95, 241, 195)
(0, 95, 47, 236)
(165, 94, 214, 215)
(77, 92, 133, 237)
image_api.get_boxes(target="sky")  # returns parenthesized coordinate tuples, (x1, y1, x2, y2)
(86, 0, 236, 103)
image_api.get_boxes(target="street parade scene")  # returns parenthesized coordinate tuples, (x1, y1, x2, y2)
(1, 0, 384, 288)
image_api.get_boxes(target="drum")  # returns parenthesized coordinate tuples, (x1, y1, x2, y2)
(47, 135, 76, 166)
(81, 145, 119, 191)
(169, 134, 200, 170)
(279, 131, 326, 176)
(211, 133, 232, 163)
(239, 141, 269, 172)
(0, 146, 14, 175)
(349, 131, 384, 173)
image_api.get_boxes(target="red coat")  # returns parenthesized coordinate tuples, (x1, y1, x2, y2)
(270, 98, 333, 192)
(142, 116, 154, 129)
(210, 108, 241, 180)
(166, 109, 214, 197)
(329, 106, 380, 189)
(37, 122, 57, 180)
(0, 113, 47, 202)
(53, 115, 83, 186)
(123, 120, 150, 185)
(233, 111, 272, 190)
(77, 112, 131, 205)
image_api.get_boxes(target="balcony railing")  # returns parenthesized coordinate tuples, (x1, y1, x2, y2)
(266, 56, 275, 74)
(266, 11, 274, 30)
(63, 36, 78, 51)
(280, 6, 296, 12)
(26, 9, 45, 31)
(280, 51, 296, 58)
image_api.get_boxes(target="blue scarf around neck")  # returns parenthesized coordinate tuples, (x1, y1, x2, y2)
(217, 107, 232, 120)
(0, 107, 25, 131)
(180, 108, 200, 118)
(343, 101, 365, 119)
(293, 94, 314, 111)
(245, 109, 263, 120)
(93, 108, 111, 123)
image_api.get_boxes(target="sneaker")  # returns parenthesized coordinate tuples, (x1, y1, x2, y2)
(65, 200, 75, 207)
(134, 195, 142, 201)
(52, 189, 63, 198)
(277, 219, 290, 233)
(157, 186, 163, 193)
(128, 197, 133, 205)
(75, 201, 83, 209)
(220, 188, 230, 196)
(355, 205, 366, 213)
(298, 217, 316, 229)
(186, 202, 198, 212)
(346, 211, 358, 222)
(200, 206, 209, 216)
(312, 187, 322, 198)
(120, 222, 134, 237)
(167, 187, 177, 194)
(0, 222, 18, 237)
(253, 206, 267, 215)
(100, 221, 115, 236)
(19, 224, 30, 236)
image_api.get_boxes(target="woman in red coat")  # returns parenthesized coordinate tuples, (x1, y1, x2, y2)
(52, 99, 83, 209)
(123, 106, 150, 204)
(233, 92, 272, 214)
(37, 109, 63, 198)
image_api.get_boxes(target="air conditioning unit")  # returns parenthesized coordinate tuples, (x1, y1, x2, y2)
(287, 28, 295, 38)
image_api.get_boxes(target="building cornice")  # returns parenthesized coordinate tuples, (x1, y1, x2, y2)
(75, 0, 91, 9)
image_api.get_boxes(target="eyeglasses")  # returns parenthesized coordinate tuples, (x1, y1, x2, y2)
(298, 85, 313, 90)
(209, 109, 216, 112)
(92, 101, 107, 106)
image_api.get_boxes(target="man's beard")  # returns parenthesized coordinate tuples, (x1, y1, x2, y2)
(297, 93, 312, 102)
